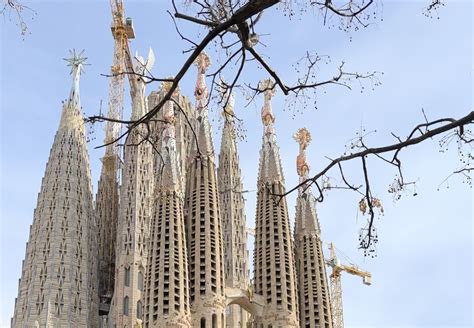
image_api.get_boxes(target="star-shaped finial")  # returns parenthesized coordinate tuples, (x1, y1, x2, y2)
(63, 49, 88, 75)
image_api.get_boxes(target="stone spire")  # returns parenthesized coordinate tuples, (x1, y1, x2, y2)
(143, 83, 192, 327)
(96, 58, 122, 316)
(110, 54, 154, 327)
(293, 128, 333, 328)
(12, 50, 99, 327)
(185, 51, 226, 327)
(217, 87, 250, 327)
(253, 79, 299, 327)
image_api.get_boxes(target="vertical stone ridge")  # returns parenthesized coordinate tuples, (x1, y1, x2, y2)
(253, 79, 299, 327)
(143, 85, 192, 327)
(293, 128, 333, 328)
(110, 57, 153, 327)
(12, 51, 98, 327)
(185, 51, 226, 328)
(217, 90, 250, 327)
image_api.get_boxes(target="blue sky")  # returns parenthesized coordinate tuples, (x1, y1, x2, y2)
(1, 1, 472, 327)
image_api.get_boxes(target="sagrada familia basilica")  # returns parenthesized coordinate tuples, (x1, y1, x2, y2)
(11, 48, 332, 328)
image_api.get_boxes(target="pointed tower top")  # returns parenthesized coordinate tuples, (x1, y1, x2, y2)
(158, 98, 181, 192)
(219, 82, 236, 153)
(161, 77, 180, 96)
(63, 49, 87, 109)
(219, 80, 235, 118)
(192, 51, 215, 157)
(257, 78, 284, 183)
(194, 52, 211, 116)
(59, 49, 87, 131)
(259, 78, 276, 128)
(294, 127, 312, 186)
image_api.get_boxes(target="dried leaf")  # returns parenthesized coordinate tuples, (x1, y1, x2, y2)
(359, 198, 367, 214)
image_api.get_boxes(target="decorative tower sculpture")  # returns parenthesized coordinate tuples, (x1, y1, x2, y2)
(142, 81, 192, 327)
(11, 50, 99, 327)
(111, 52, 154, 327)
(185, 52, 226, 327)
(253, 79, 299, 327)
(293, 128, 333, 328)
(217, 88, 250, 327)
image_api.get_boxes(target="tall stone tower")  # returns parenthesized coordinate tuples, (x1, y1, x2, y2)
(95, 48, 122, 317)
(253, 79, 299, 327)
(185, 52, 226, 327)
(217, 91, 250, 327)
(293, 128, 333, 328)
(111, 54, 154, 327)
(142, 83, 192, 327)
(11, 51, 98, 327)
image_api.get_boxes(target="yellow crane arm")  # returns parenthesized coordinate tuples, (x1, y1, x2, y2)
(340, 264, 372, 285)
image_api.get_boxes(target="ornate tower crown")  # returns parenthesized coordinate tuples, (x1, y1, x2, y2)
(194, 52, 211, 114)
(161, 78, 179, 126)
(195, 51, 211, 73)
(258, 78, 276, 127)
(293, 127, 312, 181)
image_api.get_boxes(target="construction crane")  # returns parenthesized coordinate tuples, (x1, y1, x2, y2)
(326, 242, 372, 328)
(107, 0, 135, 142)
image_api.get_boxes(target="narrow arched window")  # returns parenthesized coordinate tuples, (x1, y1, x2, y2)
(200, 317, 206, 328)
(212, 314, 217, 328)
(137, 300, 143, 319)
(123, 296, 129, 315)
(124, 267, 130, 287)
(138, 271, 143, 291)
